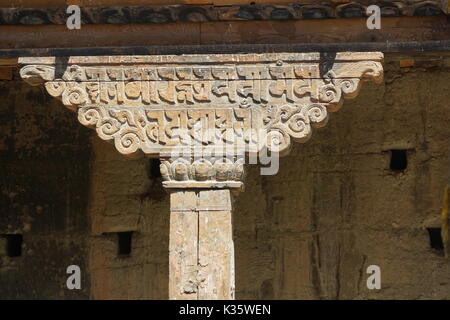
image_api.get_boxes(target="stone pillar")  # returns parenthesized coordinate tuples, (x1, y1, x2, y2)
(169, 189, 235, 300)
(161, 156, 242, 299)
(18, 52, 384, 300)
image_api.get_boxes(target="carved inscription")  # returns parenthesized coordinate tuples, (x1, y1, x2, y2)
(78, 107, 262, 155)
(36, 62, 382, 109)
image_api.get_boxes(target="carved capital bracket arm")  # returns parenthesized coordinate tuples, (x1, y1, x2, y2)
(19, 52, 383, 188)
(19, 53, 383, 300)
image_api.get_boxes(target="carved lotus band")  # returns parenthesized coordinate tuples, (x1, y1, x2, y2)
(161, 157, 244, 182)
(19, 53, 383, 161)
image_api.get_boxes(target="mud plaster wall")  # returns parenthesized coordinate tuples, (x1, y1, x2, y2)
(0, 75, 91, 299)
(1, 58, 449, 299)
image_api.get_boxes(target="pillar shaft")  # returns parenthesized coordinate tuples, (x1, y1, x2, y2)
(169, 189, 235, 300)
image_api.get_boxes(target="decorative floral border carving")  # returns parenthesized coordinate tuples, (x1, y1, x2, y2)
(0, 1, 445, 25)
(160, 156, 245, 183)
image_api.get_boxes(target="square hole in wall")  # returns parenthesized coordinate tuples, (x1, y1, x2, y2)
(426, 228, 444, 251)
(148, 159, 161, 179)
(1, 234, 23, 257)
(389, 149, 408, 171)
(117, 232, 133, 256)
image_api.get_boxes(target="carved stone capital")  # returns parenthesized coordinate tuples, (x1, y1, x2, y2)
(19, 52, 383, 188)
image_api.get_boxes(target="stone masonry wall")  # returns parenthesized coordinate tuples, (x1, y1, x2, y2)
(0, 74, 91, 299)
(1, 57, 449, 299)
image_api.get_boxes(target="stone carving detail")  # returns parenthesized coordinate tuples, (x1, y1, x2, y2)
(20, 54, 383, 158)
(76, 106, 259, 155)
(19, 65, 55, 86)
(0, 1, 445, 25)
(263, 103, 329, 152)
(160, 156, 245, 183)
(22, 62, 381, 109)
(19, 53, 383, 185)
